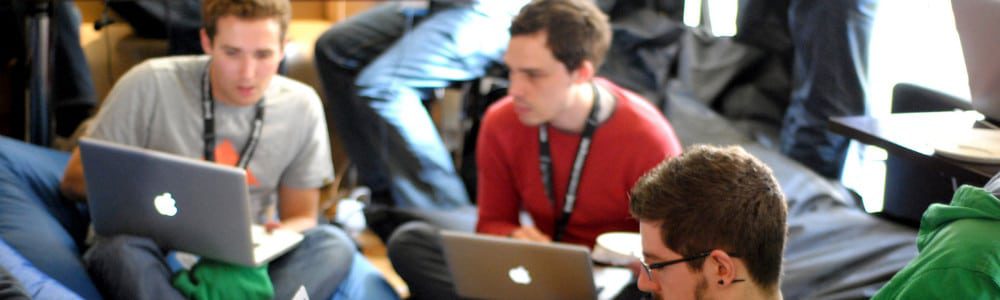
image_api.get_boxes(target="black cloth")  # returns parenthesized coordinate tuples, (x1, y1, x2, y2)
(602, 0, 878, 179)
(108, 0, 202, 55)
(666, 92, 917, 299)
(598, 6, 686, 113)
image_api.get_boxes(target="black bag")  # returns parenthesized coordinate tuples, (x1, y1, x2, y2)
(108, 0, 203, 55)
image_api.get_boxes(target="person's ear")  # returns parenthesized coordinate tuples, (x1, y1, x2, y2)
(200, 28, 213, 55)
(707, 249, 737, 287)
(571, 60, 596, 84)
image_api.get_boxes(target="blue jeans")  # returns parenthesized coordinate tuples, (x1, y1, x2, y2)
(84, 226, 356, 300)
(736, 0, 878, 179)
(314, 1, 526, 210)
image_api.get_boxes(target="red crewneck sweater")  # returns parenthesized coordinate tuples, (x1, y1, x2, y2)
(475, 78, 683, 248)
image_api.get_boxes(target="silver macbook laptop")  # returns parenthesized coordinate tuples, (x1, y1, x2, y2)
(441, 230, 612, 300)
(79, 137, 303, 267)
(953, 0, 1000, 121)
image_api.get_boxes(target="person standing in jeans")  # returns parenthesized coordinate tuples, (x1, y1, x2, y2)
(313, 1, 528, 210)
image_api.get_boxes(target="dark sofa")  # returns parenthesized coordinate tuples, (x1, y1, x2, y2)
(662, 82, 919, 299)
(595, 4, 920, 297)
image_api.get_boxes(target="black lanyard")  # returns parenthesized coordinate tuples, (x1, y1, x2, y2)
(201, 62, 265, 169)
(539, 82, 601, 242)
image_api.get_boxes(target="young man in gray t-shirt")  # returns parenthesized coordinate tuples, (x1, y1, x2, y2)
(59, 0, 358, 299)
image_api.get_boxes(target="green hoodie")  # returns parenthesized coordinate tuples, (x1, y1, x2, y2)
(172, 259, 273, 300)
(872, 185, 1000, 299)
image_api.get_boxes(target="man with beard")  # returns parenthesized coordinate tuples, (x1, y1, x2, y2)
(629, 145, 787, 300)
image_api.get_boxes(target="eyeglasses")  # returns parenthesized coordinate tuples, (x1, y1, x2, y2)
(639, 251, 747, 284)
(639, 251, 711, 280)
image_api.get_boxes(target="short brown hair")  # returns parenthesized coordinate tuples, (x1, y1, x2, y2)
(510, 0, 612, 72)
(202, 0, 291, 41)
(630, 145, 787, 290)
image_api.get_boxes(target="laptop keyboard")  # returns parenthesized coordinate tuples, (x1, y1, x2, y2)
(250, 225, 303, 262)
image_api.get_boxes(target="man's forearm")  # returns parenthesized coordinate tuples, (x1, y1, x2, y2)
(276, 186, 322, 233)
(277, 216, 318, 233)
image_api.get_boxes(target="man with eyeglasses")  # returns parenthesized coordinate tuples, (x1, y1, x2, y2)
(629, 144, 787, 300)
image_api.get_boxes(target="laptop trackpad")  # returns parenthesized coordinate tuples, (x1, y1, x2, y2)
(251, 225, 304, 266)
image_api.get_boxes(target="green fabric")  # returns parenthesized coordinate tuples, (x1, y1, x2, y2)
(873, 185, 1000, 299)
(172, 259, 273, 300)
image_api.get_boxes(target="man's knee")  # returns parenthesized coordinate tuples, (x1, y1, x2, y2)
(314, 27, 342, 57)
(84, 235, 157, 264)
(386, 221, 437, 262)
(314, 25, 365, 71)
(302, 225, 357, 255)
(83, 235, 165, 285)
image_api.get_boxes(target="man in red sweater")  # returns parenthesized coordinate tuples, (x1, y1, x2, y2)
(387, 0, 683, 298)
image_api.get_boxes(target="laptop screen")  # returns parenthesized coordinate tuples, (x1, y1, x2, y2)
(953, 0, 1000, 122)
(440, 230, 598, 299)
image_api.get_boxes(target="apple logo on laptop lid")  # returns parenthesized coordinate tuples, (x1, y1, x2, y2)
(508, 265, 532, 285)
(154, 192, 178, 216)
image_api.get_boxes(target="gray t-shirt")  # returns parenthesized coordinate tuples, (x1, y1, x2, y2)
(88, 55, 334, 222)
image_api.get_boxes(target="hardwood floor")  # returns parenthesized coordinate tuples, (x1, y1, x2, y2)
(357, 229, 410, 298)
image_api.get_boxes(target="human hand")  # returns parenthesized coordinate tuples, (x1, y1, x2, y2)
(509, 226, 552, 243)
(264, 219, 281, 233)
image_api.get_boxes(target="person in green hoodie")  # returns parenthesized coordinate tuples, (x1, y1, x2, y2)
(872, 173, 1000, 299)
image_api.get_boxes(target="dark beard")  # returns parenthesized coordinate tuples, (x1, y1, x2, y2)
(649, 276, 709, 300)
